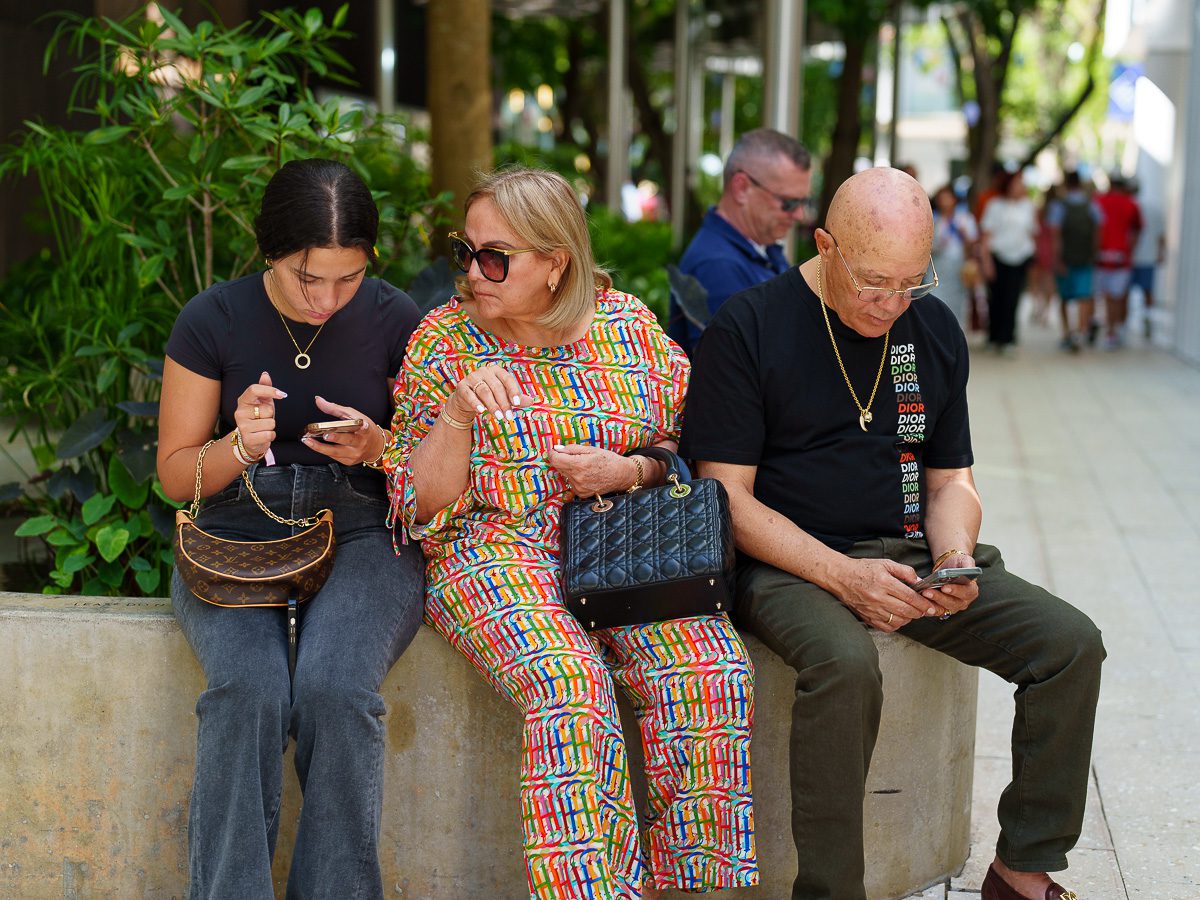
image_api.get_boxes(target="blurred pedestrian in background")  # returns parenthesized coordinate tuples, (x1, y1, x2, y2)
(1028, 189, 1060, 327)
(1047, 171, 1101, 352)
(1094, 174, 1143, 349)
(930, 183, 979, 328)
(979, 170, 1037, 353)
(1129, 178, 1165, 341)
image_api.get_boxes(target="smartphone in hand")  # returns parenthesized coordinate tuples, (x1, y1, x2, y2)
(304, 418, 364, 436)
(911, 567, 983, 592)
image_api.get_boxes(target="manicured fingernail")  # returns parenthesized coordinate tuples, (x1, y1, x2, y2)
(928, 607, 938, 615)
(475, 404, 485, 414)
(276, 391, 287, 398)
(511, 394, 522, 404)
(552, 443, 564, 451)
(493, 410, 504, 420)
(505, 410, 514, 420)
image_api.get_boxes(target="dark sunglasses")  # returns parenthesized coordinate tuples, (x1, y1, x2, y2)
(449, 231, 538, 284)
(739, 170, 811, 214)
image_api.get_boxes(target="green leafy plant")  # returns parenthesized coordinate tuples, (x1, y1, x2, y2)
(587, 204, 674, 325)
(0, 4, 444, 595)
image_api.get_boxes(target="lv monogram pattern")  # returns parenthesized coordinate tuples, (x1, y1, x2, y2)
(174, 509, 335, 607)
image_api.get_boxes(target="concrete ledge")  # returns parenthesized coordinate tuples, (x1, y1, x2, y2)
(0, 592, 977, 899)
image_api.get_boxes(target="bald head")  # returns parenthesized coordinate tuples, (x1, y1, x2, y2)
(807, 167, 937, 338)
(826, 167, 933, 259)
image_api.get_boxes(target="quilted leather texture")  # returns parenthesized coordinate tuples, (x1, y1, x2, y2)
(174, 509, 335, 607)
(560, 477, 735, 630)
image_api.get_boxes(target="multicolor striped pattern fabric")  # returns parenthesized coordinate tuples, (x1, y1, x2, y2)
(386, 290, 758, 898)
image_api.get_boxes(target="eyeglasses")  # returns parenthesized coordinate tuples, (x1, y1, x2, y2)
(738, 170, 811, 215)
(449, 231, 538, 283)
(829, 234, 939, 303)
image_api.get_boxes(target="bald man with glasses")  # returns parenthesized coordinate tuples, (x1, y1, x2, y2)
(681, 167, 1103, 900)
(670, 128, 813, 355)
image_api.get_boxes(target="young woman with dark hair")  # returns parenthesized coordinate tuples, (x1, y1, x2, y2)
(157, 158, 425, 899)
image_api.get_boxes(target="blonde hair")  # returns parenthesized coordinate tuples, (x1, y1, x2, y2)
(457, 167, 611, 334)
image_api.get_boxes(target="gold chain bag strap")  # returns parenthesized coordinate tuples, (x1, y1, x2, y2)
(173, 439, 335, 674)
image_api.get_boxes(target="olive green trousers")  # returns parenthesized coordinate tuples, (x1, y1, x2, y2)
(734, 538, 1105, 900)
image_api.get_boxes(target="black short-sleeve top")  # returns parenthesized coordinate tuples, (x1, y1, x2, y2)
(166, 272, 420, 466)
(679, 268, 973, 552)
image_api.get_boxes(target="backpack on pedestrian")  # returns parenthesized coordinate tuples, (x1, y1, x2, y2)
(1060, 198, 1096, 268)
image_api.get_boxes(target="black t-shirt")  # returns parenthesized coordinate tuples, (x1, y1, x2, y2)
(166, 272, 419, 466)
(679, 267, 973, 552)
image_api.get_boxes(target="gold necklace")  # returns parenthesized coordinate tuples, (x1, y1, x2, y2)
(816, 256, 890, 432)
(267, 269, 325, 370)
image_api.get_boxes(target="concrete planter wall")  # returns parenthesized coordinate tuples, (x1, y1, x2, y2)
(0, 592, 977, 899)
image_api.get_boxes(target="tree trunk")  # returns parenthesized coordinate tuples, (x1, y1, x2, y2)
(627, 30, 673, 203)
(818, 31, 871, 223)
(559, 23, 605, 193)
(427, 0, 492, 237)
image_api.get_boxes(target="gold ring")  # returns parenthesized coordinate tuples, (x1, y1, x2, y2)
(253, 404, 261, 419)
(886, 612, 894, 625)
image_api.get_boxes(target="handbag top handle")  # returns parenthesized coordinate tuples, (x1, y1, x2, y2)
(586, 446, 695, 512)
(190, 439, 326, 529)
(625, 446, 693, 485)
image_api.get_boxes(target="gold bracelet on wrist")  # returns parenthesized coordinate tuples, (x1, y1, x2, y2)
(231, 428, 264, 465)
(932, 548, 966, 570)
(626, 455, 645, 493)
(362, 424, 391, 470)
(440, 406, 473, 431)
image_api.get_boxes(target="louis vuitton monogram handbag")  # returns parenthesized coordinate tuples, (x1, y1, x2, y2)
(174, 439, 335, 674)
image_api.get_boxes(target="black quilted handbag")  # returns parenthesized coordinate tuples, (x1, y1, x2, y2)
(560, 446, 735, 630)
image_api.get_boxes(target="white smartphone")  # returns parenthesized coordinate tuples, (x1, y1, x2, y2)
(911, 567, 982, 592)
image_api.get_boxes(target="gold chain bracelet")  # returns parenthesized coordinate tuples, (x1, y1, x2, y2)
(932, 548, 967, 570)
(626, 455, 645, 493)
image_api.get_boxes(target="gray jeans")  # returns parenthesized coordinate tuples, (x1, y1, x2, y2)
(172, 463, 425, 900)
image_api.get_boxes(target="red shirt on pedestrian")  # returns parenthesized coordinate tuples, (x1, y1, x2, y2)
(1094, 190, 1143, 269)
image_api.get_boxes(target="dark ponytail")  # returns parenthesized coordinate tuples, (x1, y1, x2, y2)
(254, 159, 379, 266)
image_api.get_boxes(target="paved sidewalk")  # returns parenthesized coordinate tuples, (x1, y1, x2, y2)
(903, 316, 1200, 900)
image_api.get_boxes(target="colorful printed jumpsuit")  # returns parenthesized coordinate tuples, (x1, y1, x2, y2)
(385, 291, 758, 899)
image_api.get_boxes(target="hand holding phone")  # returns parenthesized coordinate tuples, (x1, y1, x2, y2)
(910, 567, 982, 593)
(304, 418, 364, 436)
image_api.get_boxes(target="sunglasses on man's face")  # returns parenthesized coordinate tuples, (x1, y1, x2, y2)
(739, 170, 811, 215)
(449, 232, 538, 284)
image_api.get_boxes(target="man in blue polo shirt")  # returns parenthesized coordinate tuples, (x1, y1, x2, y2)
(671, 128, 813, 353)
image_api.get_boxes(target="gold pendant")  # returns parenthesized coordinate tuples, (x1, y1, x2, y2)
(859, 410, 872, 432)
(294, 352, 311, 370)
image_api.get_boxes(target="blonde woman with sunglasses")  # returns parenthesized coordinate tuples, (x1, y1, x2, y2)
(382, 167, 758, 899)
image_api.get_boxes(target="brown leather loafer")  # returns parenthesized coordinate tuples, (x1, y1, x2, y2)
(981, 864, 1079, 900)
